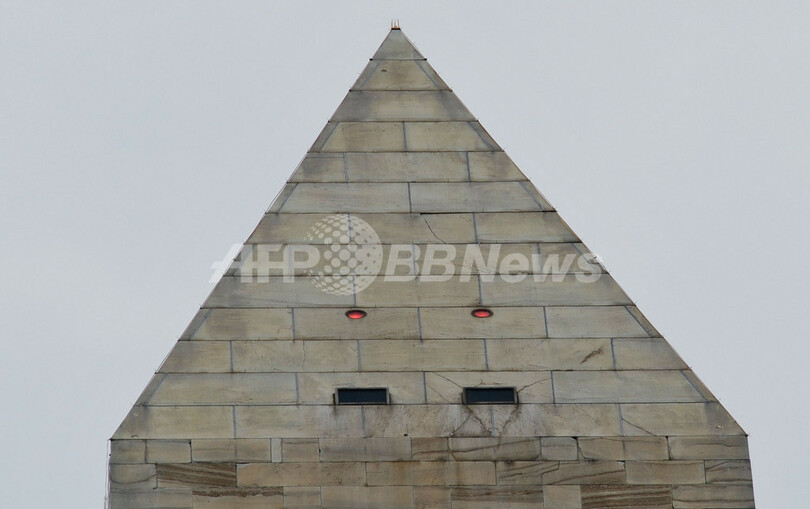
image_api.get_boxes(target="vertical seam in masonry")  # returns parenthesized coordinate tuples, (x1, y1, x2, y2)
(471, 213, 479, 243)
(422, 371, 428, 403)
(402, 121, 408, 151)
(295, 373, 300, 404)
(356, 339, 362, 371)
(290, 308, 296, 341)
(618, 404, 626, 435)
(483, 339, 490, 370)
(232, 406, 237, 438)
(465, 152, 472, 182)
(343, 152, 349, 182)
(361, 406, 367, 437)
(407, 183, 413, 213)
(476, 274, 483, 306)
(550, 371, 556, 404)
(416, 307, 424, 342)
(610, 338, 617, 370)
(229, 341, 234, 372)
(542, 307, 550, 338)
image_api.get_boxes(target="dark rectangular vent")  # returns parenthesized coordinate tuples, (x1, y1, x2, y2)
(463, 387, 517, 404)
(335, 388, 389, 405)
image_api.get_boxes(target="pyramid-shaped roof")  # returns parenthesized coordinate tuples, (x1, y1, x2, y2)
(108, 29, 754, 509)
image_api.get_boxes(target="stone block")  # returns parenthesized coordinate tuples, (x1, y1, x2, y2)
(332, 91, 474, 121)
(366, 461, 496, 486)
(372, 30, 424, 59)
(578, 437, 668, 461)
(414, 486, 451, 508)
(319, 437, 411, 461)
(498, 460, 626, 485)
(359, 340, 486, 371)
(359, 212, 476, 243)
(468, 152, 526, 181)
(352, 59, 448, 91)
(316, 122, 405, 152)
(411, 437, 449, 461)
(668, 435, 750, 459)
(475, 212, 578, 242)
(108, 490, 192, 508)
(113, 406, 234, 440)
(449, 437, 541, 461)
(419, 306, 546, 339)
(543, 485, 582, 509)
(265, 183, 296, 213)
(355, 275, 480, 307)
(411, 182, 540, 212)
(540, 437, 577, 460)
(146, 440, 191, 464)
(321, 486, 413, 508)
(191, 309, 293, 340)
(453, 486, 545, 508)
(109, 464, 156, 488)
(293, 307, 419, 339)
(281, 439, 320, 462)
(191, 489, 283, 508)
(237, 462, 365, 487)
(289, 154, 345, 183)
(346, 151, 467, 182)
(298, 372, 424, 404)
(283, 487, 321, 509)
(232, 340, 358, 373)
(425, 371, 552, 404)
(494, 404, 622, 437)
(539, 243, 604, 274)
(620, 403, 745, 436)
(671, 484, 755, 508)
(546, 306, 650, 338)
(580, 485, 672, 508)
(612, 338, 688, 370)
(280, 183, 411, 213)
(191, 439, 271, 462)
(481, 275, 631, 307)
(487, 339, 613, 371)
(405, 121, 499, 151)
(364, 404, 491, 437)
(156, 462, 236, 489)
(553, 370, 704, 403)
(626, 461, 704, 484)
(705, 460, 753, 483)
(247, 213, 349, 244)
(110, 440, 145, 464)
(149, 374, 297, 405)
(205, 277, 355, 308)
(157, 341, 231, 374)
(235, 406, 363, 438)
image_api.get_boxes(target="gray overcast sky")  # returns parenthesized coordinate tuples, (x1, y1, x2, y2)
(1, 2, 807, 506)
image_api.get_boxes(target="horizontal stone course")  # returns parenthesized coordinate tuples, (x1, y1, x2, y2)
(625, 461, 705, 484)
(367, 461, 496, 486)
(668, 435, 750, 459)
(191, 439, 272, 462)
(671, 484, 755, 508)
(553, 370, 704, 404)
(237, 462, 366, 487)
(497, 460, 626, 485)
(578, 437, 669, 461)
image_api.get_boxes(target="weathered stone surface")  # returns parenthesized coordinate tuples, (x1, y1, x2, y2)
(705, 460, 753, 483)
(109, 464, 157, 488)
(612, 337, 688, 370)
(347, 213, 476, 243)
(487, 339, 613, 371)
(191, 489, 283, 508)
(625, 461, 705, 484)
(671, 484, 755, 508)
(235, 406, 363, 438)
(468, 152, 526, 181)
(449, 437, 541, 461)
(494, 404, 622, 437)
(410, 182, 540, 212)
(283, 487, 321, 509)
(157, 341, 231, 374)
(414, 486, 451, 508)
(546, 306, 650, 338)
(621, 403, 745, 436)
(539, 243, 604, 273)
(191, 439, 271, 462)
(543, 485, 581, 509)
(298, 372, 424, 404)
(553, 370, 704, 403)
(232, 340, 358, 373)
(475, 212, 578, 242)
(289, 153, 345, 183)
(359, 340, 486, 372)
(237, 462, 365, 487)
(668, 435, 750, 459)
(110, 439, 146, 464)
(146, 440, 191, 464)
(294, 307, 419, 339)
(315, 122, 405, 152)
(321, 486, 413, 508)
(356, 275, 480, 307)
(156, 463, 236, 489)
(541, 437, 578, 460)
(405, 122, 499, 151)
(353, 59, 447, 91)
(497, 461, 626, 485)
(346, 151, 467, 182)
(108, 490, 192, 508)
(150, 374, 297, 405)
(113, 406, 234, 440)
(280, 183, 411, 213)
(371, 30, 424, 59)
(333, 91, 474, 121)
(205, 277, 355, 308)
(419, 307, 546, 339)
(578, 437, 668, 461)
(190, 309, 294, 340)
(411, 437, 449, 461)
(364, 404, 491, 437)
(453, 486, 545, 508)
(319, 437, 411, 462)
(482, 275, 631, 306)
(426, 371, 552, 404)
(281, 439, 320, 462)
(580, 484, 672, 508)
(367, 461, 496, 486)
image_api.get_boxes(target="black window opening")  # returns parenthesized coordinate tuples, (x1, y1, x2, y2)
(463, 387, 518, 405)
(335, 388, 390, 405)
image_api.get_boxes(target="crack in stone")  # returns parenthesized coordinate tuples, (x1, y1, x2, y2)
(421, 215, 448, 244)
(621, 417, 654, 436)
(580, 346, 605, 364)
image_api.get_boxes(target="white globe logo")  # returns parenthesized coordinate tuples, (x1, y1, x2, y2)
(306, 215, 383, 295)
